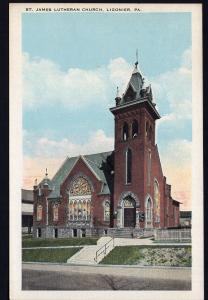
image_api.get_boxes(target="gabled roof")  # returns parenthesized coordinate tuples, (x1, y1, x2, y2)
(47, 151, 113, 199)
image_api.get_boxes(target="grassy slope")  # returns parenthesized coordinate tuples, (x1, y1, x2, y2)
(22, 237, 98, 248)
(22, 248, 81, 263)
(100, 246, 191, 266)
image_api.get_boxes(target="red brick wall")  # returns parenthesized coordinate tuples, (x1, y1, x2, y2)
(56, 157, 111, 227)
(112, 103, 177, 229)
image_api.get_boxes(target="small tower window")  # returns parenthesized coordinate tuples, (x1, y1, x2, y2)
(132, 119, 139, 138)
(122, 122, 129, 141)
(126, 148, 132, 184)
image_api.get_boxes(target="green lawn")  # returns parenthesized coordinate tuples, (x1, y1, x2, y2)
(22, 237, 98, 248)
(22, 248, 81, 263)
(100, 245, 191, 267)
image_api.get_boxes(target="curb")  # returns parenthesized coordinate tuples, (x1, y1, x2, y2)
(22, 262, 191, 270)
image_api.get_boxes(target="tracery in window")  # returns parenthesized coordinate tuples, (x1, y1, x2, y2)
(146, 198, 153, 223)
(70, 177, 91, 196)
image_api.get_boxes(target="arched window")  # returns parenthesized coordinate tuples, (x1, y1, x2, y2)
(69, 201, 73, 220)
(154, 180, 160, 223)
(104, 201, 110, 221)
(78, 200, 82, 219)
(122, 122, 129, 141)
(147, 150, 151, 185)
(132, 119, 138, 138)
(53, 204, 58, 221)
(146, 198, 152, 222)
(70, 176, 91, 196)
(126, 148, 132, 184)
(73, 201, 78, 220)
(149, 126, 152, 141)
(146, 121, 149, 137)
(37, 205, 42, 221)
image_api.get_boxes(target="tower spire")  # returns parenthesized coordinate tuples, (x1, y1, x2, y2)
(115, 86, 121, 106)
(133, 49, 139, 74)
(45, 168, 48, 177)
(135, 48, 138, 67)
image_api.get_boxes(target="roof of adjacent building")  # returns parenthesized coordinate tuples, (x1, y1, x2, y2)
(21, 189, 33, 203)
(44, 151, 113, 199)
(180, 211, 192, 218)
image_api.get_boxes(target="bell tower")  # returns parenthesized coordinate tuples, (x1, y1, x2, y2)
(110, 58, 160, 228)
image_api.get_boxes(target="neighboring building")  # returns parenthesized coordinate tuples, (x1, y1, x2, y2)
(33, 59, 180, 238)
(22, 189, 33, 233)
(180, 211, 192, 228)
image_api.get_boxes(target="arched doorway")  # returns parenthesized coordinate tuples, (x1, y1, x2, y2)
(123, 197, 136, 227)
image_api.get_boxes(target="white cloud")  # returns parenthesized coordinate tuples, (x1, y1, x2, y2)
(151, 47, 192, 123)
(161, 139, 192, 167)
(23, 53, 132, 110)
(23, 129, 114, 188)
(24, 129, 114, 159)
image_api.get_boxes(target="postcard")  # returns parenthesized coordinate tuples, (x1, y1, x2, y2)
(9, 3, 203, 300)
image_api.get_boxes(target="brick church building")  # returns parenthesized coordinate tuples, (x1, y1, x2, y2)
(33, 60, 180, 238)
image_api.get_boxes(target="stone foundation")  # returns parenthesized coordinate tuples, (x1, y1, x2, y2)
(33, 225, 155, 239)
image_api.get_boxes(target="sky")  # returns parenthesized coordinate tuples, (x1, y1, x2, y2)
(22, 12, 192, 210)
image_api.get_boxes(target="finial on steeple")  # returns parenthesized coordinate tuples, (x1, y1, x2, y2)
(45, 168, 48, 177)
(135, 48, 138, 67)
(116, 86, 120, 98)
(34, 178, 37, 186)
(115, 86, 121, 106)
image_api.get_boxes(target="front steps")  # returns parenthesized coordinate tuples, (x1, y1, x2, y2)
(67, 236, 113, 265)
(106, 227, 154, 238)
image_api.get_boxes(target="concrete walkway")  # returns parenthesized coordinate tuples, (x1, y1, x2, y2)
(67, 236, 113, 264)
(66, 237, 191, 265)
(23, 245, 84, 249)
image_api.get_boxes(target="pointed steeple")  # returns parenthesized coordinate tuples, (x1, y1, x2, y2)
(121, 51, 144, 103)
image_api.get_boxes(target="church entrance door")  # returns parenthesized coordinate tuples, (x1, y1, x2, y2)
(124, 208, 136, 227)
(123, 197, 136, 227)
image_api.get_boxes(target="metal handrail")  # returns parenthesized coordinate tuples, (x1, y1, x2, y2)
(94, 237, 114, 262)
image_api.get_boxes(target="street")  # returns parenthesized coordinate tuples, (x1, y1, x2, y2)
(22, 263, 191, 290)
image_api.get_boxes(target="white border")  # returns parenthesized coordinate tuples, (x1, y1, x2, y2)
(9, 3, 203, 300)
